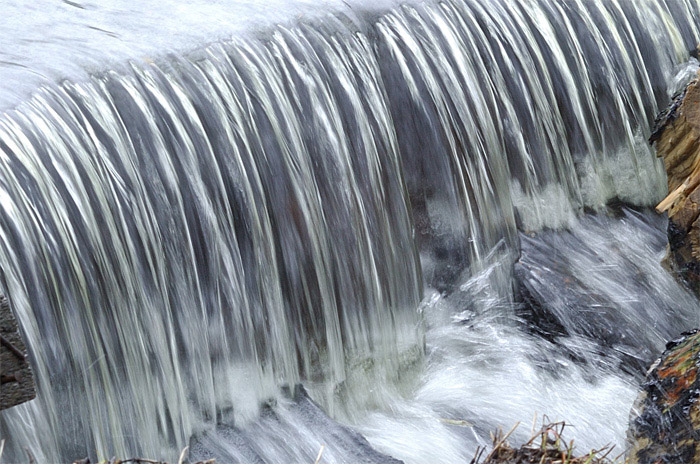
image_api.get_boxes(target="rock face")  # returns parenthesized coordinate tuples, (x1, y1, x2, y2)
(628, 330, 700, 464)
(513, 210, 692, 378)
(0, 295, 35, 410)
(189, 385, 403, 464)
(653, 74, 700, 293)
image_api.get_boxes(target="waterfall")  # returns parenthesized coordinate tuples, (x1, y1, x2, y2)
(0, 0, 699, 462)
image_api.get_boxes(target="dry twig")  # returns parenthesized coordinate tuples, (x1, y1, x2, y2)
(472, 421, 627, 464)
(70, 446, 215, 464)
(314, 444, 325, 464)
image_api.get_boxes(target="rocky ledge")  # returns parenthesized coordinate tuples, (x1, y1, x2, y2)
(652, 73, 700, 293)
(0, 295, 35, 411)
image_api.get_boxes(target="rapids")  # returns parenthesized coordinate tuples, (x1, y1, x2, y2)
(0, 0, 699, 462)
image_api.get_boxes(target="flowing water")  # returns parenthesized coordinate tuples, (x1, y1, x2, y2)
(0, 0, 699, 463)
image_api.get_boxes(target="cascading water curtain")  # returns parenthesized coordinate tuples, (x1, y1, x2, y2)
(0, 0, 699, 461)
(0, 25, 423, 462)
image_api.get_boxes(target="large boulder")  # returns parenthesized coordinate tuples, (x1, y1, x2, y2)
(653, 74, 700, 293)
(513, 210, 693, 377)
(628, 330, 700, 463)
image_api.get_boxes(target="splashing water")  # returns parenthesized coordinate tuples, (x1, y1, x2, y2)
(356, 210, 700, 463)
(0, 0, 699, 462)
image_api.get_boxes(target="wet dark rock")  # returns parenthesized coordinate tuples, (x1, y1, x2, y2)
(514, 233, 645, 374)
(513, 210, 691, 377)
(628, 330, 700, 464)
(649, 87, 687, 145)
(189, 385, 403, 464)
(0, 295, 35, 411)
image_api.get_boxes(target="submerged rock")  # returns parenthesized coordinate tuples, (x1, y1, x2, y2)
(627, 330, 700, 464)
(513, 210, 693, 377)
(652, 73, 700, 294)
(189, 385, 403, 464)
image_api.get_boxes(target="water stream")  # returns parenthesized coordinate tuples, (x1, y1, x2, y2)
(0, 0, 699, 462)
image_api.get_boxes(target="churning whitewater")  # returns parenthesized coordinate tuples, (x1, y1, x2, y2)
(1, 0, 700, 462)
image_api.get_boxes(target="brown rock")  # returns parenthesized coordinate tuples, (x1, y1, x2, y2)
(653, 73, 700, 294)
(628, 330, 700, 464)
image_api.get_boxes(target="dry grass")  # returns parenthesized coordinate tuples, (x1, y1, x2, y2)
(71, 446, 215, 464)
(72, 460, 214, 464)
(471, 421, 628, 464)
